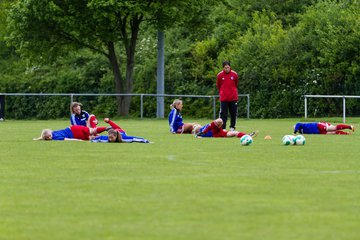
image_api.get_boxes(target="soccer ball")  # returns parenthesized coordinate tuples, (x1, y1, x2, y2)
(240, 135, 253, 146)
(293, 135, 306, 145)
(282, 135, 294, 145)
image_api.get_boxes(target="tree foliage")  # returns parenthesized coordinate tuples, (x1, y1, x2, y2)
(5, 0, 216, 116)
(1, 0, 360, 119)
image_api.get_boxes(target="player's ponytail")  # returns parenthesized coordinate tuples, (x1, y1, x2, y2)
(170, 99, 182, 110)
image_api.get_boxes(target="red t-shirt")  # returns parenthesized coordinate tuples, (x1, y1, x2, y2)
(216, 69, 238, 102)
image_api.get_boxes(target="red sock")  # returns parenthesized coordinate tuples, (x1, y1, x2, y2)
(237, 132, 246, 138)
(336, 124, 351, 130)
(335, 130, 349, 135)
(95, 127, 107, 134)
(89, 115, 98, 128)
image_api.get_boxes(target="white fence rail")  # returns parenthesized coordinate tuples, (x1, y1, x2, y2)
(304, 94, 360, 123)
(0, 93, 250, 119)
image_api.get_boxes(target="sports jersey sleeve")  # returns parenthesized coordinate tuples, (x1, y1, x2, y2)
(121, 133, 150, 143)
(168, 109, 181, 133)
(107, 119, 125, 132)
(70, 114, 77, 126)
(91, 136, 109, 143)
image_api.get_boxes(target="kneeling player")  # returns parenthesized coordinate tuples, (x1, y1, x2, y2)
(70, 102, 98, 128)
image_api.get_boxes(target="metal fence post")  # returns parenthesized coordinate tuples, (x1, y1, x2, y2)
(140, 94, 144, 119)
(304, 96, 307, 119)
(0, 95, 5, 120)
(247, 94, 250, 119)
(343, 96, 346, 123)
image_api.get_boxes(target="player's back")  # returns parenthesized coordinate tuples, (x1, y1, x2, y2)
(301, 122, 319, 134)
(52, 128, 73, 140)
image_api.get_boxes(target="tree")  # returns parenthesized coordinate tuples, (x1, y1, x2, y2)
(6, 0, 214, 115)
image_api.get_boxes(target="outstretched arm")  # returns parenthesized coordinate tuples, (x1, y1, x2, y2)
(104, 118, 122, 131)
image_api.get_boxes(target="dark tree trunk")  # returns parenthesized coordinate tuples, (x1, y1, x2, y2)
(107, 41, 129, 115)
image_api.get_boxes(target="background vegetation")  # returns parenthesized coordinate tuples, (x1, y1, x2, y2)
(0, 0, 359, 119)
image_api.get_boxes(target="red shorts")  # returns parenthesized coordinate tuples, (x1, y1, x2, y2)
(70, 125, 91, 140)
(317, 122, 331, 134)
(212, 128, 228, 138)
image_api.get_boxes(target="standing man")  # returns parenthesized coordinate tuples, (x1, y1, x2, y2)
(216, 61, 238, 130)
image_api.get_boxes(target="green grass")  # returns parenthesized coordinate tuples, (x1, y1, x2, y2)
(1, 118, 360, 240)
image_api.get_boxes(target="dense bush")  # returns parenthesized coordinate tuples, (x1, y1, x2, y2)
(1, 0, 360, 119)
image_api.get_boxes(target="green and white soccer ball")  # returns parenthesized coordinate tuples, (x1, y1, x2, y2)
(282, 135, 294, 145)
(240, 135, 253, 146)
(293, 135, 306, 145)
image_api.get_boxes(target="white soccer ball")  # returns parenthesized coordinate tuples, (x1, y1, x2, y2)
(240, 135, 253, 146)
(282, 135, 294, 145)
(293, 135, 306, 145)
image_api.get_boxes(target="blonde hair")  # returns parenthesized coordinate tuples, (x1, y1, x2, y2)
(33, 129, 52, 140)
(170, 99, 182, 110)
(70, 102, 83, 114)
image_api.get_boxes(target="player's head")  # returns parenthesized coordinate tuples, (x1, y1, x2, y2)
(170, 99, 183, 111)
(222, 61, 231, 73)
(70, 102, 83, 115)
(33, 129, 53, 140)
(294, 123, 303, 134)
(108, 129, 122, 142)
(214, 118, 223, 128)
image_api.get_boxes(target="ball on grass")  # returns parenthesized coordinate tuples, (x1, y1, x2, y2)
(240, 135, 253, 146)
(293, 135, 306, 145)
(282, 135, 294, 145)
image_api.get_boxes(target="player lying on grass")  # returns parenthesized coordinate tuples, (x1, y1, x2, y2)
(70, 102, 98, 128)
(91, 118, 150, 143)
(168, 99, 199, 134)
(34, 125, 108, 141)
(294, 122, 355, 135)
(193, 118, 258, 138)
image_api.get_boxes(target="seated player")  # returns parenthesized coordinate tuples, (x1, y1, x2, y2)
(70, 102, 98, 128)
(193, 118, 258, 138)
(168, 99, 198, 134)
(34, 125, 107, 141)
(294, 122, 355, 135)
(91, 118, 150, 143)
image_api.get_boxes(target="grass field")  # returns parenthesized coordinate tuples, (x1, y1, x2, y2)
(1, 118, 360, 240)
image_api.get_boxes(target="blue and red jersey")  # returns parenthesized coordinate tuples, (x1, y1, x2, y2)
(294, 122, 320, 134)
(51, 127, 74, 140)
(52, 125, 91, 140)
(198, 123, 227, 138)
(168, 108, 184, 133)
(91, 119, 149, 143)
(91, 134, 149, 143)
(70, 110, 90, 126)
